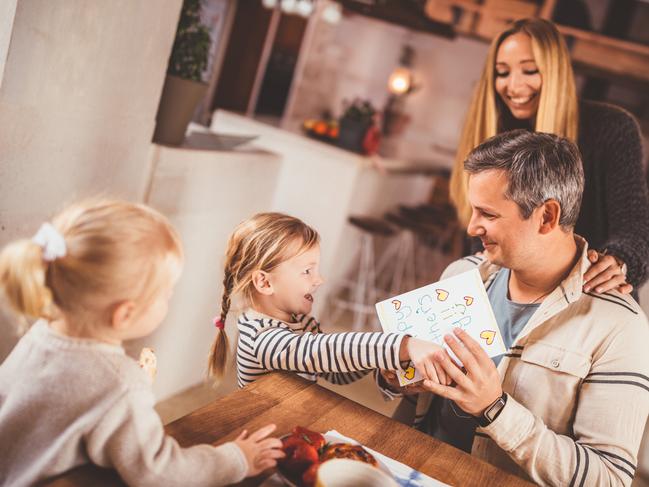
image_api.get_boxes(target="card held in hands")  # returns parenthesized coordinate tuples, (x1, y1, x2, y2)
(376, 268, 505, 386)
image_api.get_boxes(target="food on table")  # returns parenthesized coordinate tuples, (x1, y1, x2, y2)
(293, 425, 326, 450)
(320, 442, 378, 466)
(278, 426, 379, 487)
(301, 119, 339, 141)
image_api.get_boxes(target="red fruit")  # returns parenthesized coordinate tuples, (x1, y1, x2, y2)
(292, 426, 326, 450)
(314, 121, 328, 135)
(362, 125, 381, 155)
(279, 437, 319, 476)
(302, 462, 320, 487)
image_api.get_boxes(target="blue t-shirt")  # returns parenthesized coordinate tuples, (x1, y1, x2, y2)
(422, 268, 540, 452)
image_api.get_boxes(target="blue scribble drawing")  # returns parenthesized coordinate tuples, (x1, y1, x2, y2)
(395, 470, 424, 487)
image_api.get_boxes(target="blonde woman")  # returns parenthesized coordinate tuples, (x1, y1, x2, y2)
(450, 18, 649, 297)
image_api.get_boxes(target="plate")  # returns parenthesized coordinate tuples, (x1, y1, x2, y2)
(277, 432, 393, 487)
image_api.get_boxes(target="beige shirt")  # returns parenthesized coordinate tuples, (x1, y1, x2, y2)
(406, 237, 649, 486)
(0, 321, 248, 487)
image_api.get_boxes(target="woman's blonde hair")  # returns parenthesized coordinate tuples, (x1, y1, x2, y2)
(0, 199, 182, 332)
(450, 18, 579, 226)
(207, 212, 319, 378)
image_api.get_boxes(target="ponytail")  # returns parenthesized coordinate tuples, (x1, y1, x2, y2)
(207, 268, 234, 378)
(0, 240, 54, 326)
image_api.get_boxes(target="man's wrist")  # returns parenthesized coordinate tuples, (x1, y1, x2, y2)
(474, 392, 508, 427)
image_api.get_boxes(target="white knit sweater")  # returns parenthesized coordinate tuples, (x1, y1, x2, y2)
(0, 321, 247, 487)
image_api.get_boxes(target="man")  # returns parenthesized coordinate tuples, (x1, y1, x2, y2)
(380, 130, 649, 486)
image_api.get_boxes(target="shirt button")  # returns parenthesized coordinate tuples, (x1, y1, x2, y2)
(551, 359, 560, 368)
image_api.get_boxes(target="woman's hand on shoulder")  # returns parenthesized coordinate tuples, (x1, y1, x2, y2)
(583, 249, 633, 295)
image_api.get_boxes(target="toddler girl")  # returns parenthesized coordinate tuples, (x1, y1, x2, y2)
(0, 200, 283, 486)
(207, 212, 447, 387)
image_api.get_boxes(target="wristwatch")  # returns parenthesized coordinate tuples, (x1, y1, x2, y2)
(474, 392, 508, 427)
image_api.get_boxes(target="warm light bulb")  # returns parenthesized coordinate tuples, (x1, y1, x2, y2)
(322, 3, 342, 24)
(281, 0, 297, 14)
(296, 0, 314, 17)
(388, 67, 411, 95)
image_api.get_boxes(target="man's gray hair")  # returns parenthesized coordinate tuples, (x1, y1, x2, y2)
(464, 129, 584, 229)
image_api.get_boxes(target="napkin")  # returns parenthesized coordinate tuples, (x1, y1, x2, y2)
(324, 430, 451, 487)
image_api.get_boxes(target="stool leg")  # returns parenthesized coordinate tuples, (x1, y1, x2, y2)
(351, 233, 375, 331)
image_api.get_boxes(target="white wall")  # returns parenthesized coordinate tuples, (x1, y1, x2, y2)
(129, 143, 283, 400)
(0, 1, 182, 360)
(284, 8, 488, 165)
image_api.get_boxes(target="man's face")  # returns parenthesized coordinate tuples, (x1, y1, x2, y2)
(466, 169, 539, 269)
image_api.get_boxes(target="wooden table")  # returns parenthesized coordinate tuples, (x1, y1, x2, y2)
(48, 373, 533, 486)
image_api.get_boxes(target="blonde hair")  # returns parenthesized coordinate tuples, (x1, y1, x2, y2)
(0, 199, 182, 332)
(207, 212, 319, 378)
(450, 18, 579, 226)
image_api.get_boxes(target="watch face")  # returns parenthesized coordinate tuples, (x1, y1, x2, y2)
(485, 398, 506, 422)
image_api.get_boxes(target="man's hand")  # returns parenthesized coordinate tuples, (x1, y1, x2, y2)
(583, 250, 632, 294)
(422, 328, 502, 417)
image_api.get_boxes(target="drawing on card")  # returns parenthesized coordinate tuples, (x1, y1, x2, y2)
(402, 366, 416, 381)
(376, 268, 505, 386)
(480, 330, 496, 345)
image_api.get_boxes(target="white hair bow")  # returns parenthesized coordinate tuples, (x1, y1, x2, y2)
(32, 223, 67, 261)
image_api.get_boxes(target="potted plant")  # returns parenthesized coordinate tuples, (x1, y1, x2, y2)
(337, 99, 380, 155)
(153, 0, 212, 146)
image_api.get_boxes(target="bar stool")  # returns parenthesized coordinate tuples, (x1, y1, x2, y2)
(329, 215, 398, 331)
(395, 202, 461, 283)
(379, 211, 418, 295)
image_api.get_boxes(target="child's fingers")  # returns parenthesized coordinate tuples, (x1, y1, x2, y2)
(248, 423, 277, 441)
(236, 429, 248, 440)
(262, 447, 286, 459)
(255, 458, 278, 471)
(257, 438, 283, 450)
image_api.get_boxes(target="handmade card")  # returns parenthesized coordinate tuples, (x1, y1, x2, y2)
(376, 268, 505, 386)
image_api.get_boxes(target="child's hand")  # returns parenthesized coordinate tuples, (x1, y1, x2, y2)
(234, 424, 285, 477)
(379, 370, 427, 395)
(401, 337, 452, 385)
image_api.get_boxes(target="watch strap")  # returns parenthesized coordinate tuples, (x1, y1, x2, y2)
(475, 392, 508, 427)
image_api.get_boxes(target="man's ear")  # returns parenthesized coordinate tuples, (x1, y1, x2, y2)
(251, 270, 274, 295)
(538, 199, 561, 235)
(111, 300, 136, 331)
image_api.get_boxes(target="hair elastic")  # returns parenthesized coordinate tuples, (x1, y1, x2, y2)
(213, 317, 225, 330)
(32, 222, 67, 262)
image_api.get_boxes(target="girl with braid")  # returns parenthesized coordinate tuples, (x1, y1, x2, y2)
(207, 212, 448, 388)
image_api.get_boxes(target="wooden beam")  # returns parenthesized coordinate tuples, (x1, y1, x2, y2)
(538, 0, 557, 19)
(423, 0, 649, 85)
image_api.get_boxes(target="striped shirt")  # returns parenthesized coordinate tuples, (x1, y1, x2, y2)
(235, 309, 406, 388)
